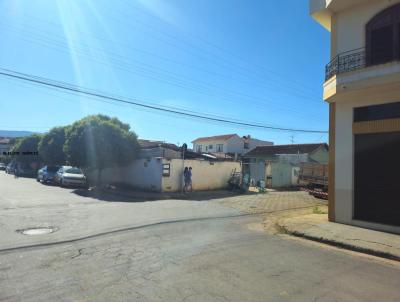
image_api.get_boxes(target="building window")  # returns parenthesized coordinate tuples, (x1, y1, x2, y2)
(244, 142, 249, 149)
(366, 3, 400, 66)
(216, 144, 223, 152)
(197, 145, 202, 153)
(208, 145, 213, 150)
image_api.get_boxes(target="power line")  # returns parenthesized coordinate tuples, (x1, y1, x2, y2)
(0, 22, 325, 121)
(0, 68, 328, 134)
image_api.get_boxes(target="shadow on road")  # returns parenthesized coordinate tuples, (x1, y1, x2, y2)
(71, 187, 258, 203)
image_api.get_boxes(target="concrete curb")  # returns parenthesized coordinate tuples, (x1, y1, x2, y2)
(279, 225, 400, 262)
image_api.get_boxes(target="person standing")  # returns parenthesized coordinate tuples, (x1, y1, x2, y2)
(183, 167, 189, 193)
(187, 167, 193, 192)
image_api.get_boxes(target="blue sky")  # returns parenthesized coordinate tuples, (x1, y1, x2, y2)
(0, 0, 330, 146)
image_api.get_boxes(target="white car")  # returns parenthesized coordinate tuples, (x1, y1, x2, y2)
(55, 166, 87, 188)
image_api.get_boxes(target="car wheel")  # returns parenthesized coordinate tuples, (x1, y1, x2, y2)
(36, 177, 40, 182)
(60, 179, 65, 187)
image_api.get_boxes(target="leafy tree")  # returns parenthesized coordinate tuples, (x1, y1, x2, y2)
(11, 134, 42, 166)
(38, 127, 67, 166)
(64, 115, 139, 184)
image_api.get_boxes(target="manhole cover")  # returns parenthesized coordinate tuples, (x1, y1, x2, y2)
(18, 227, 57, 235)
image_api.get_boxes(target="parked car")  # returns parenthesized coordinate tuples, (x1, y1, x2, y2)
(37, 165, 60, 184)
(0, 163, 6, 171)
(5, 162, 15, 174)
(17, 163, 37, 177)
(55, 166, 87, 187)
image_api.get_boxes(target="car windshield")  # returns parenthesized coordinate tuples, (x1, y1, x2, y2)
(47, 166, 59, 172)
(65, 168, 82, 174)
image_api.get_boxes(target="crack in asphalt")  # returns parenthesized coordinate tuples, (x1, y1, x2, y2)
(0, 205, 318, 254)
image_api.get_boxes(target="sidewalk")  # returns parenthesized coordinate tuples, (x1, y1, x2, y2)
(278, 213, 400, 261)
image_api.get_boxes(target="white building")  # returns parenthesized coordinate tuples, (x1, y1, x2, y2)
(311, 0, 400, 233)
(192, 134, 273, 155)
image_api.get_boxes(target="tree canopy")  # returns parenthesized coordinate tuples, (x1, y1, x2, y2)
(11, 134, 42, 164)
(38, 127, 67, 166)
(64, 115, 139, 170)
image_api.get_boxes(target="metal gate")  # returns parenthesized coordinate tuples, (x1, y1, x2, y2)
(354, 132, 400, 226)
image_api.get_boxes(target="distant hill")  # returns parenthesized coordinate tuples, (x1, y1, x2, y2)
(0, 130, 36, 138)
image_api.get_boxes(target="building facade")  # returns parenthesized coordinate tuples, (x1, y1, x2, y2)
(243, 144, 328, 188)
(192, 134, 273, 155)
(311, 0, 400, 233)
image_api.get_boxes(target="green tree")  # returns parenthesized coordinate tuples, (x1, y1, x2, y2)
(11, 134, 42, 165)
(38, 127, 67, 166)
(64, 115, 139, 184)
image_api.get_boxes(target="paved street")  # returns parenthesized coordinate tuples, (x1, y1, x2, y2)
(1, 172, 400, 301)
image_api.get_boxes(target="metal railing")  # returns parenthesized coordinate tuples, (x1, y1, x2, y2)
(325, 48, 366, 81)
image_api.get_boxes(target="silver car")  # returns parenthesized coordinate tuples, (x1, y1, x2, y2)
(55, 166, 87, 188)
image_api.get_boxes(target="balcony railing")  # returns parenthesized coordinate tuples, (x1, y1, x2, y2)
(325, 48, 366, 81)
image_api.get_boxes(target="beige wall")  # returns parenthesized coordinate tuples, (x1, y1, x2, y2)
(333, 0, 400, 55)
(162, 159, 241, 192)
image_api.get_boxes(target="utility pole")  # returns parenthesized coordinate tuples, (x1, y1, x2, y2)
(290, 135, 295, 145)
(181, 143, 187, 193)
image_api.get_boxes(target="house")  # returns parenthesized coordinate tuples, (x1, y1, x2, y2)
(0, 137, 11, 155)
(87, 139, 241, 192)
(311, 0, 400, 233)
(242, 143, 328, 188)
(192, 134, 273, 156)
(137, 139, 220, 160)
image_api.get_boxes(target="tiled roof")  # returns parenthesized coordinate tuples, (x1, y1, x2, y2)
(192, 134, 237, 143)
(0, 138, 10, 144)
(244, 143, 328, 157)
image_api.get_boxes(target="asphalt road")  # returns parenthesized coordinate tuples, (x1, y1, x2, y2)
(1, 172, 400, 301)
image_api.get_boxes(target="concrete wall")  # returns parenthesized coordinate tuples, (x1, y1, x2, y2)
(87, 158, 163, 192)
(270, 162, 294, 188)
(162, 159, 241, 192)
(309, 147, 329, 164)
(277, 153, 309, 164)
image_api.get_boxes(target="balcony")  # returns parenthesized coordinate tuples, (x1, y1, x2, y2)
(325, 48, 366, 81)
(323, 47, 400, 102)
(325, 47, 400, 82)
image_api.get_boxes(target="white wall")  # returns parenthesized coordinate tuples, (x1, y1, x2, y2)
(248, 138, 273, 150)
(193, 139, 230, 153)
(225, 136, 245, 154)
(162, 159, 241, 192)
(87, 158, 163, 192)
(193, 135, 273, 155)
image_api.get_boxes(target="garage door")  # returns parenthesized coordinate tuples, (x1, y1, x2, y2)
(354, 132, 400, 226)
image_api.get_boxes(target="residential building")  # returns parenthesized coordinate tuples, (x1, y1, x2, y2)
(192, 134, 273, 155)
(243, 143, 328, 188)
(0, 137, 11, 155)
(138, 139, 216, 160)
(311, 0, 400, 233)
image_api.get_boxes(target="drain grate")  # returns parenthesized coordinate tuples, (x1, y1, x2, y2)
(17, 227, 57, 235)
